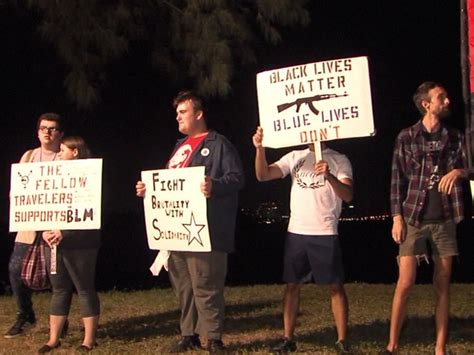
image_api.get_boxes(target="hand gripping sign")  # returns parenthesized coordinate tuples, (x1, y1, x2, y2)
(256, 56, 375, 149)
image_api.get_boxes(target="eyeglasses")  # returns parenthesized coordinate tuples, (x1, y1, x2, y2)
(38, 126, 60, 133)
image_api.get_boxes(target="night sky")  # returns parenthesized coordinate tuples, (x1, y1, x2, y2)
(0, 1, 466, 221)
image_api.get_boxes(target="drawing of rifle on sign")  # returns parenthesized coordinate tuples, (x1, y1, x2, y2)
(257, 56, 375, 149)
(277, 92, 349, 115)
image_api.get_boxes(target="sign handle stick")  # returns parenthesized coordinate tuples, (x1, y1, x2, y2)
(313, 142, 325, 186)
(51, 244, 57, 275)
(313, 141, 322, 161)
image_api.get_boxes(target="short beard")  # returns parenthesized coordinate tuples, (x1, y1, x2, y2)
(438, 107, 451, 119)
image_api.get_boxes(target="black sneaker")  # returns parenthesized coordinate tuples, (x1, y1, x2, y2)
(271, 338, 297, 353)
(4, 316, 36, 338)
(335, 340, 351, 354)
(206, 339, 226, 354)
(169, 335, 201, 352)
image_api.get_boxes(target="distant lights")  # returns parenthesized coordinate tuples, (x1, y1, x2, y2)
(339, 214, 390, 222)
(243, 201, 391, 224)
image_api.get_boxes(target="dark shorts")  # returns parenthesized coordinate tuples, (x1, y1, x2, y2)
(400, 220, 458, 258)
(282, 232, 345, 284)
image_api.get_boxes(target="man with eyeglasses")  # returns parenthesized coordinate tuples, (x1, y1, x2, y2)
(5, 113, 64, 338)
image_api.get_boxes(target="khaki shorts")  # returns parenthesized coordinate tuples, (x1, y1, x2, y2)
(399, 221, 458, 258)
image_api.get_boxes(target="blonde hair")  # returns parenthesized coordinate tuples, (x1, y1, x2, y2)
(61, 136, 91, 159)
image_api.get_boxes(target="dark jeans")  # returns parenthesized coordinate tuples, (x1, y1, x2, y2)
(8, 242, 35, 319)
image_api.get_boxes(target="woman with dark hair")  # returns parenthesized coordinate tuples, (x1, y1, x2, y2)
(38, 136, 100, 353)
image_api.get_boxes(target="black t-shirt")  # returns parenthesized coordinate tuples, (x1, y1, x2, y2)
(421, 130, 443, 222)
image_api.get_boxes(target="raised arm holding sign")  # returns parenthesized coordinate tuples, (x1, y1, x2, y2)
(252, 125, 353, 352)
(254, 56, 372, 352)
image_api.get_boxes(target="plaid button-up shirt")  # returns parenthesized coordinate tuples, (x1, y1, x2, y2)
(390, 120, 466, 227)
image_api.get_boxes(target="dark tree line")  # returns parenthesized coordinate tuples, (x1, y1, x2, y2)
(9, 0, 310, 109)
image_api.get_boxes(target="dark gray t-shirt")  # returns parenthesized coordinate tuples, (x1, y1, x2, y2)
(421, 130, 443, 222)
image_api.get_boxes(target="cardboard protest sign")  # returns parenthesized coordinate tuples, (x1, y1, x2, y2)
(10, 159, 102, 231)
(257, 56, 375, 148)
(141, 166, 211, 252)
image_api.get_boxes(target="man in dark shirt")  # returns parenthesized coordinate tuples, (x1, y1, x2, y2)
(386, 82, 467, 355)
(136, 91, 244, 353)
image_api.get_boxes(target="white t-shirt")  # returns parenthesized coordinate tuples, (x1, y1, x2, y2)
(274, 148, 352, 235)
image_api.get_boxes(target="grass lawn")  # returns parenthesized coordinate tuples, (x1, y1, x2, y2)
(0, 283, 473, 354)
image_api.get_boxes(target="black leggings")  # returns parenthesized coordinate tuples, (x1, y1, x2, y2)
(45, 247, 100, 317)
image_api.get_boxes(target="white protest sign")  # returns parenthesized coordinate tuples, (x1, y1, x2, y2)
(10, 159, 102, 231)
(141, 166, 211, 252)
(257, 56, 375, 148)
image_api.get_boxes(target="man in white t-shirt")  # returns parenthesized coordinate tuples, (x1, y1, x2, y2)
(252, 127, 353, 354)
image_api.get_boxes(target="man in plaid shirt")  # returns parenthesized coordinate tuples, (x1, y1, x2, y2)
(385, 82, 468, 355)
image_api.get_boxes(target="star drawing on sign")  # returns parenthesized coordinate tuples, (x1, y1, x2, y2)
(182, 212, 205, 247)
